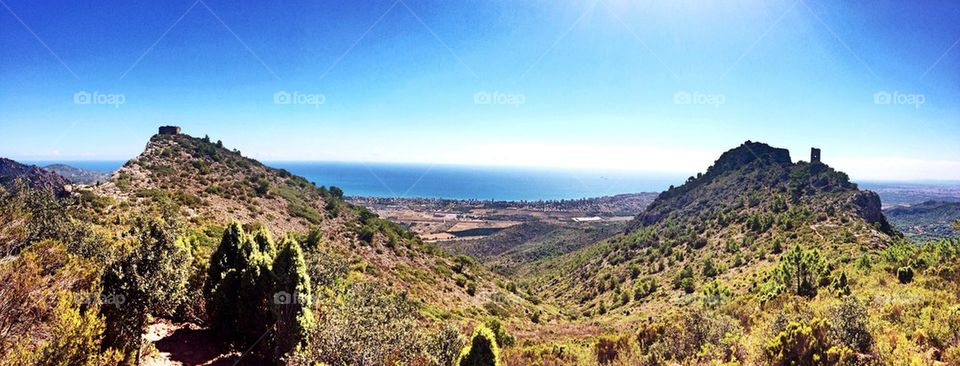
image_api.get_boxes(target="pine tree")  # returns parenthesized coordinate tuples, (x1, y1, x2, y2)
(204, 222, 246, 338)
(457, 325, 500, 366)
(272, 236, 314, 359)
(831, 271, 850, 296)
(237, 227, 276, 348)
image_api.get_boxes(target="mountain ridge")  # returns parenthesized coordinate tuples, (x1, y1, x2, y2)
(526, 141, 900, 317)
(0, 157, 71, 196)
(86, 131, 540, 322)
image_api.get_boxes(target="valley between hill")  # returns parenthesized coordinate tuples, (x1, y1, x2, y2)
(1, 133, 958, 365)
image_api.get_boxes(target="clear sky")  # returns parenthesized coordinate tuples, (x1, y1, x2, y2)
(1, 0, 958, 180)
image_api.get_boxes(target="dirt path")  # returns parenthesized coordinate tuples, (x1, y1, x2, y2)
(141, 320, 252, 366)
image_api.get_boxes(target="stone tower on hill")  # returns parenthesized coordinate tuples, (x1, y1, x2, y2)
(159, 125, 181, 135)
(811, 147, 821, 163)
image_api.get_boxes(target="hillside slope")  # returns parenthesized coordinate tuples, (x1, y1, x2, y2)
(530, 141, 899, 316)
(43, 163, 111, 184)
(0, 158, 70, 196)
(88, 132, 539, 320)
(885, 200, 960, 241)
(445, 221, 628, 276)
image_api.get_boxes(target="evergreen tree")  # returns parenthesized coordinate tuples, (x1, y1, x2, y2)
(236, 227, 275, 348)
(102, 216, 190, 365)
(272, 236, 314, 359)
(204, 222, 246, 338)
(204, 222, 277, 349)
(831, 271, 850, 296)
(457, 325, 500, 366)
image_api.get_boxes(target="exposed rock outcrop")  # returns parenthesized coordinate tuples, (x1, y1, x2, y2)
(0, 158, 70, 196)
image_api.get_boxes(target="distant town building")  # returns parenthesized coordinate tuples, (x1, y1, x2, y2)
(572, 216, 602, 223)
(811, 147, 821, 164)
(159, 125, 181, 135)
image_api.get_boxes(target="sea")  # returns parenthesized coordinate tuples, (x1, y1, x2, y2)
(24, 160, 685, 201)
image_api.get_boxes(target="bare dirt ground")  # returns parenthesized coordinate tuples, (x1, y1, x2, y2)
(142, 320, 256, 366)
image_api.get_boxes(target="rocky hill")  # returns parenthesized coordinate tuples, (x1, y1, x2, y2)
(885, 200, 960, 241)
(88, 132, 539, 319)
(444, 220, 629, 276)
(529, 141, 900, 316)
(0, 158, 70, 196)
(43, 163, 110, 185)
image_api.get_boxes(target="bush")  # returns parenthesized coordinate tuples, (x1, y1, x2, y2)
(702, 257, 718, 278)
(761, 245, 828, 302)
(702, 280, 731, 309)
(3, 292, 123, 365)
(633, 277, 657, 300)
(680, 277, 695, 294)
(828, 297, 872, 353)
(429, 324, 465, 366)
(896, 266, 914, 284)
(484, 318, 515, 348)
(673, 264, 695, 293)
(652, 308, 742, 362)
(204, 222, 314, 360)
(102, 216, 191, 362)
(457, 325, 500, 366)
(765, 318, 849, 365)
(296, 282, 429, 365)
(830, 271, 850, 296)
(594, 336, 629, 365)
(272, 237, 314, 359)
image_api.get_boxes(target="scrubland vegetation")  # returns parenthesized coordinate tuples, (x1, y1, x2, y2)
(1, 137, 957, 365)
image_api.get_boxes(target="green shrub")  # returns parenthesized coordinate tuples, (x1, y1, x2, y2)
(295, 281, 430, 365)
(204, 222, 314, 360)
(102, 216, 191, 362)
(896, 266, 914, 284)
(702, 280, 731, 309)
(633, 277, 657, 300)
(673, 264, 695, 292)
(594, 336, 630, 365)
(702, 257, 718, 278)
(457, 325, 500, 366)
(764, 318, 849, 365)
(761, 245, 828, 302)
(429, 324, 465, 366)
(830, 271, 850, 296)
(828, 297, 872, 353)
(272, 236, 314, 359)
(484, 318, 515, 348)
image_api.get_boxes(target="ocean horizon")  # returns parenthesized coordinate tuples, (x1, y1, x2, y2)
(23, 160, 687, 200)
(24, 160, 960, 201)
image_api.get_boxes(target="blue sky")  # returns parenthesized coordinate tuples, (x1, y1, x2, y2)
(1, 0, 958, 180)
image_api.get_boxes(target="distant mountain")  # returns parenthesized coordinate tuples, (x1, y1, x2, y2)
(530, 141, 899, 313)
(443, 221, 629, 276)
(885, 200, 960, 242)
(0, 158, 70, 196)
(43, 164, 111, 185)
